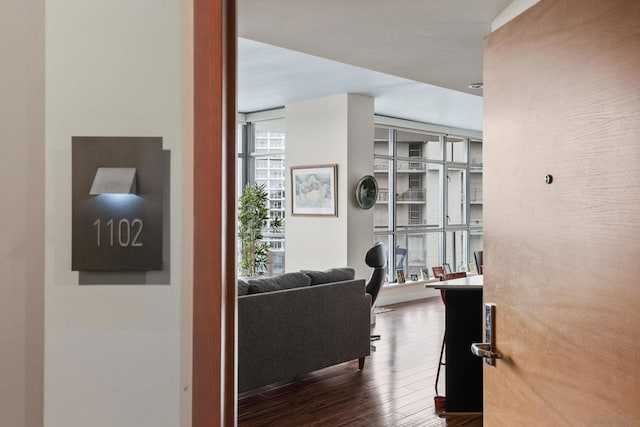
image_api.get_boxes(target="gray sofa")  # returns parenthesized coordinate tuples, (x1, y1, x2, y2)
(237, 269, 371, 393)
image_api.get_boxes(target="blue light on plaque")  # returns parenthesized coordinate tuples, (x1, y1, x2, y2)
(97, 193, 139, 206)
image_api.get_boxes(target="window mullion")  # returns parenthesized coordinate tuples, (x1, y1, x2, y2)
(389, 128, 397, 278)
(440, 135, 447, 265)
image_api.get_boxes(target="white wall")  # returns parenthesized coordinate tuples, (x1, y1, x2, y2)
(45, 1, 192, 426)
(285, 94, 374, 280)
(0, 0, 45, 426)
(492, 0, 540, 31)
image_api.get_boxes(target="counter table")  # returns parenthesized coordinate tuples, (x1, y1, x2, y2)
(425, 275, 483, 413)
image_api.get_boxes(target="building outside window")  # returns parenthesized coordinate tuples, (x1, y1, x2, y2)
(237, 115, 286, 275)
(373, 125, 483, 283)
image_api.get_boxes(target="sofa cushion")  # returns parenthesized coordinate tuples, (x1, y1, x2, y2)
(247, 271, 312, 294)
(301, 268, 355, 285)
(238, 279, 251, 296)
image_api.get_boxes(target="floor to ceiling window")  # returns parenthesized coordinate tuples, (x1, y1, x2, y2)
(373, 124, 483, 283)
(237, 111, 286, 275)
(237, 111, 482, 280)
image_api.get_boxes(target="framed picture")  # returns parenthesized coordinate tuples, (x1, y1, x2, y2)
(443, 263, 452, 274)
(291, 164, 338, 216)
(468, 261, 478, 275)
(421, 267, 430, 280)
(396, 270, 405, 284)
(432, 266, 444, 278)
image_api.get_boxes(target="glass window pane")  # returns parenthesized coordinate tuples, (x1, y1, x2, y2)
(397, 130, 442, 160)
(244, 118, 287, 277)
(396, 162, 442, 229)
(270, 159, 283, 168)
(374, 127, 391, 231)
(396, 232, 441, 281)
(396, 170, 425, 228)
(269, 169, 283, 179)
(254, 119, 285, 154)
(236, 157, 244, 199)
(374, 127, 390, 155)
(469, 230, 483, 272)
(236, 123, 246, 197)
(374, 157, 391, 231)
(445, 230, 468, 273)
(469, 168, 483, 227)
(470, 139, 482, 165)
(237, 124, 244, 154)
(446, 136, 467, 163)
(470, 205, 483, 228)
(266, 251, 285, 276)
(447, 167, 467, 226)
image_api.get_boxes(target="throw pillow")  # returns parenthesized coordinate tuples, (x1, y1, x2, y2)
(237, 279, 251, 296)
(247, 272, 311, 294)
(246, 277, 279, 294)
(274, 271, 312, 289)
(301, 268, 355, 285)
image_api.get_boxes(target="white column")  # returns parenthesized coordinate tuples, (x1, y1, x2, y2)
(285, 93, 374, 280)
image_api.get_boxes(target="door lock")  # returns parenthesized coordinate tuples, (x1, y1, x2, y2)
(471, 303, 502, 365)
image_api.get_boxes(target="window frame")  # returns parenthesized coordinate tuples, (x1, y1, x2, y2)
(372, 119, 482, 284)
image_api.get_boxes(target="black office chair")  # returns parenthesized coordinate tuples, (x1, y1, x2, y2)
(365, 242, 387, 343)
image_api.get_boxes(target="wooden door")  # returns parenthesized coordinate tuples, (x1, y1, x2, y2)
(483, 1, 640, 425)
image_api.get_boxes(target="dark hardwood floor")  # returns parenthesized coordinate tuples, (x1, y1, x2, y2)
(238, 297, 483, 426)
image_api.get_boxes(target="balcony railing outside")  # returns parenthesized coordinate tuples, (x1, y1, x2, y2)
(397, 189, 426, 202)
(377, 189, 426, 203)
(374, 159, 426, 172)
(398, 161, 426, 171)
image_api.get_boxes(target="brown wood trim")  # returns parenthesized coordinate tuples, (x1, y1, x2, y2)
(223, 0, 237, 422)
(193, 0, 236, 425)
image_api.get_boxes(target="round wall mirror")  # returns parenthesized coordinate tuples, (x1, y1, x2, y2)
(355, 175, 378, 209)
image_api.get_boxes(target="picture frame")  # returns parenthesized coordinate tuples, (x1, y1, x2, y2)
(291, 164, 338, 216)
(421, 267, 430, 280)
(432, 266, 444, 278)
(468, 261, 478, 275)
(443, 263, 452, 274)
(396, 269, 405, 284)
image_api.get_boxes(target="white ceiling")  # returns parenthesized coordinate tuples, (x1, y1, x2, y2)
(238, 0, 514, 132)
(238, 38, 484, 131)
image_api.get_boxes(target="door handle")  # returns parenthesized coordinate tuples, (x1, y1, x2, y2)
(471, 342, 502, 360)
(471, 303, 502, 365)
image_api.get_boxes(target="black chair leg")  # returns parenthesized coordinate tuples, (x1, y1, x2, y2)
(435, 329, 446, 395)
(358, 357, 366, 370)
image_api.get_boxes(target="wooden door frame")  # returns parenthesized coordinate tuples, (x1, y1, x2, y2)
(193, 0, 237, 425)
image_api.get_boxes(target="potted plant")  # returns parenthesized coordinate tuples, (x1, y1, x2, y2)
(238, 183, 282, 277)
